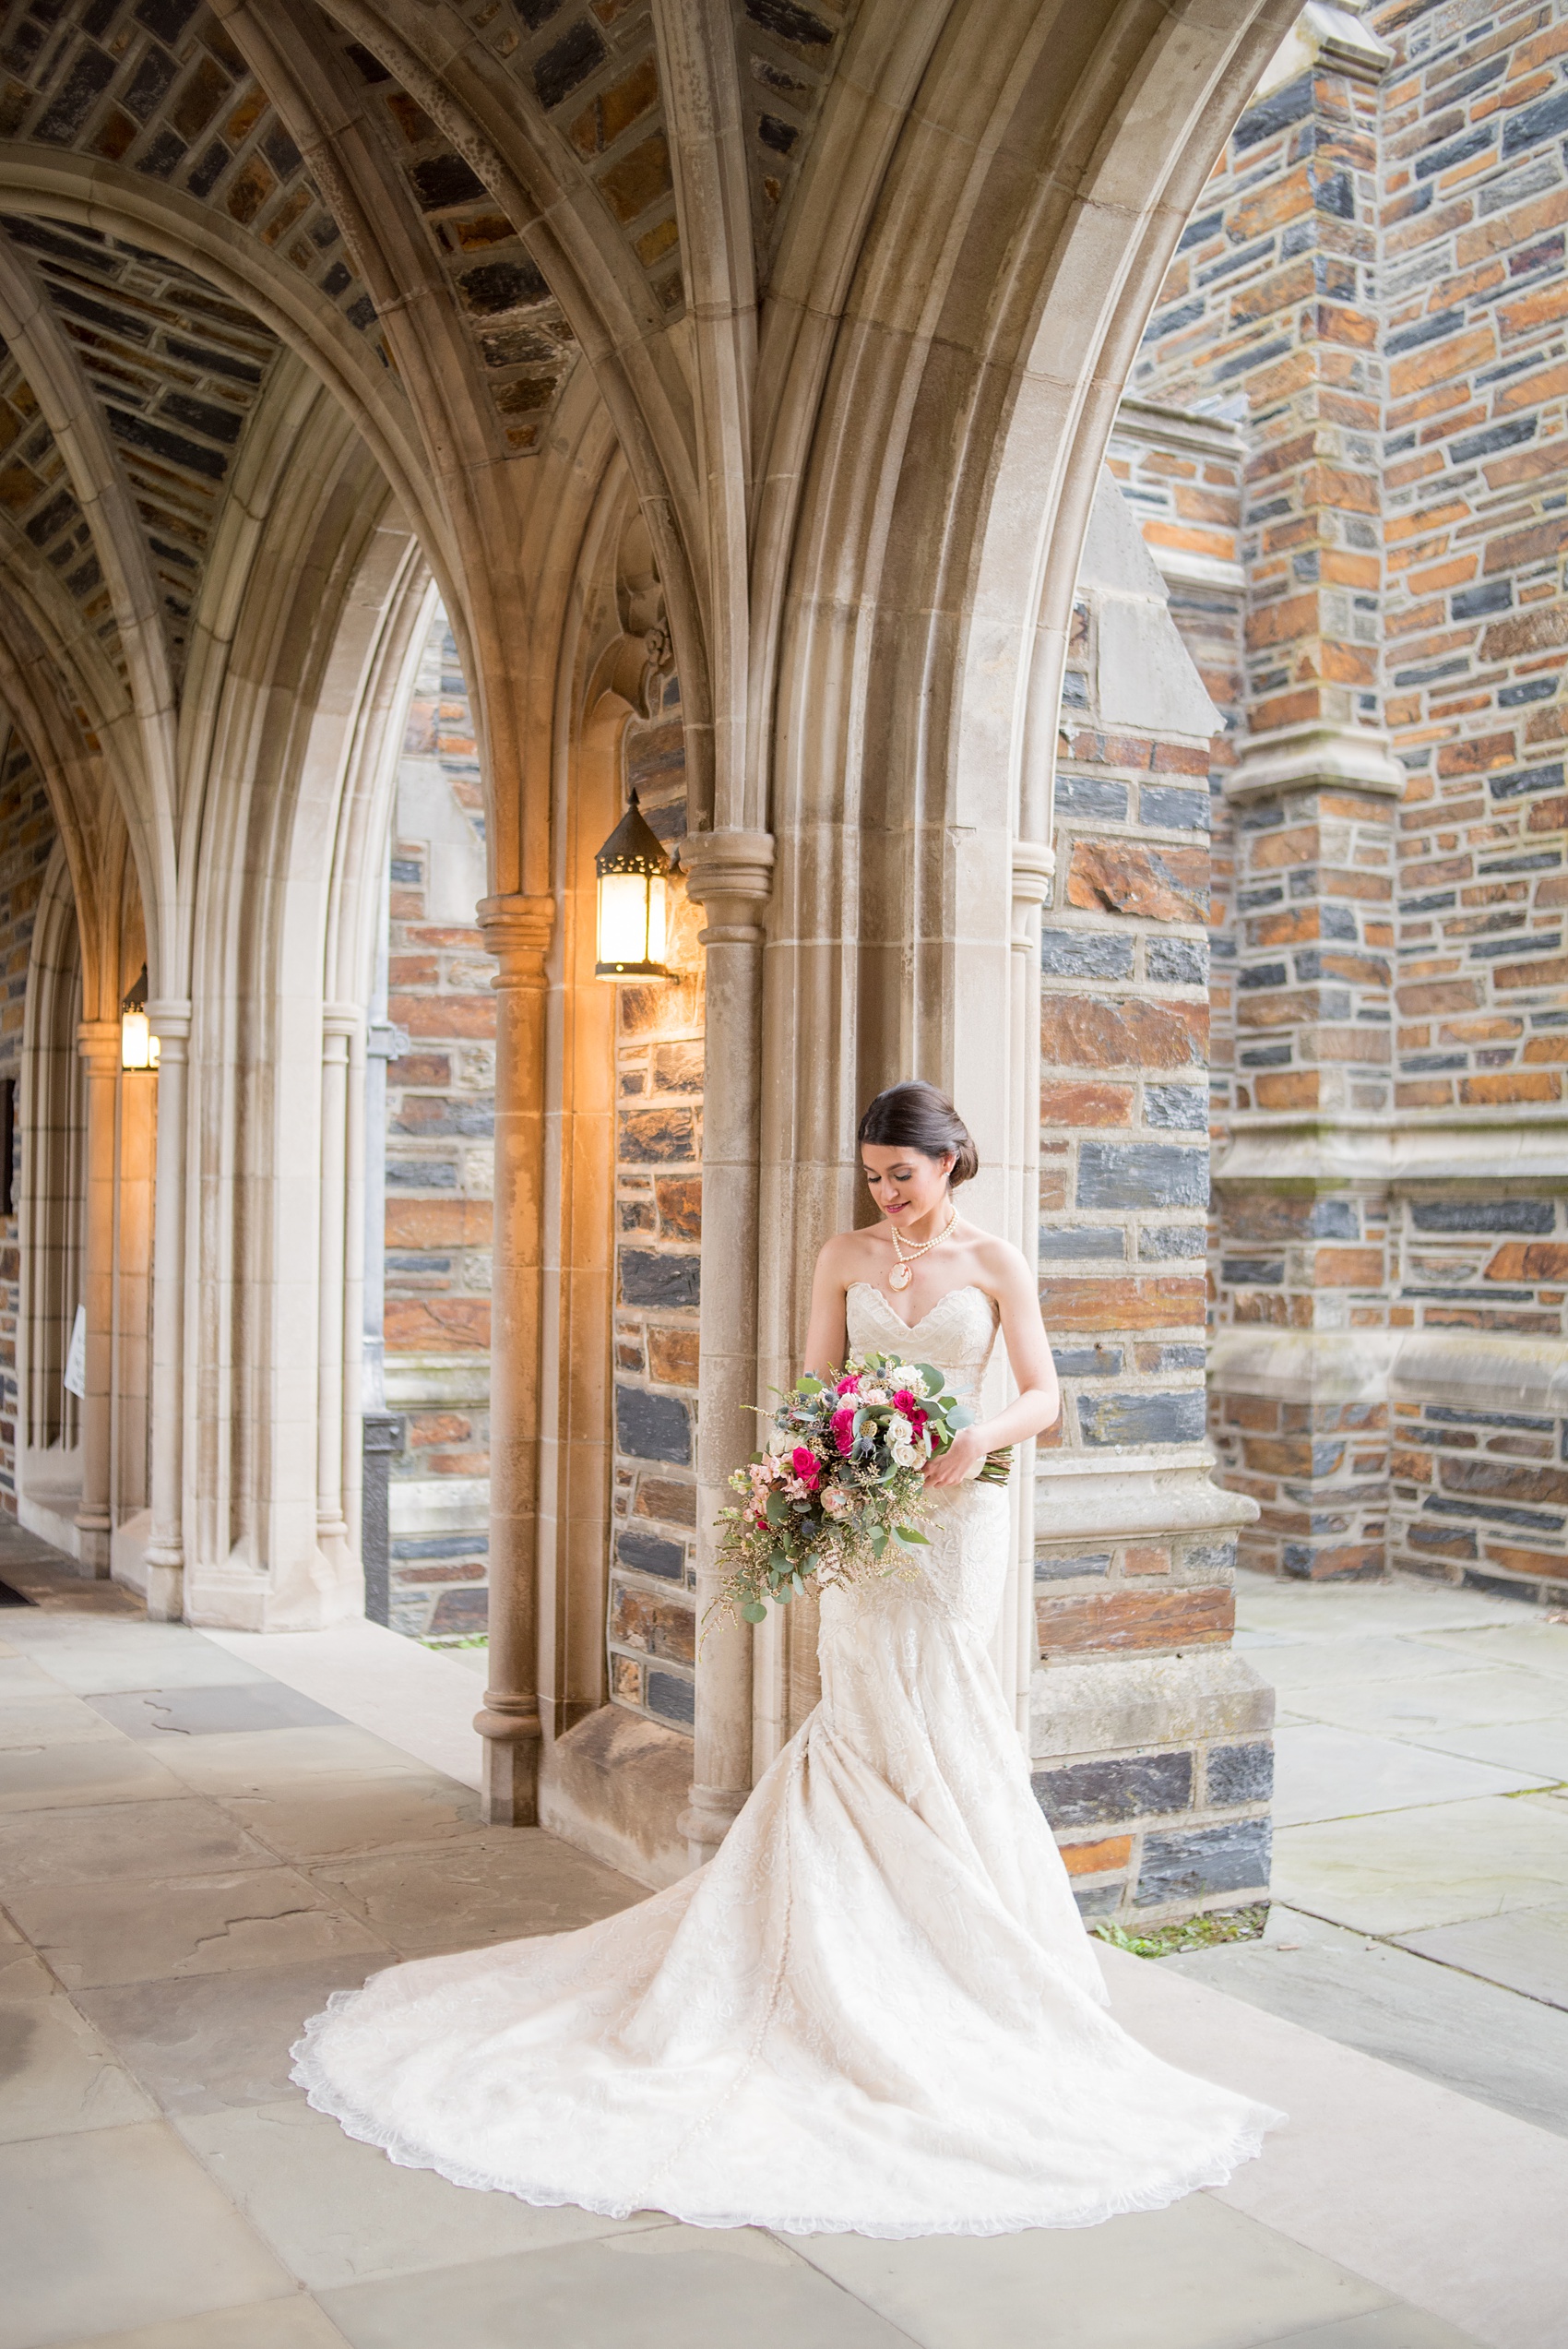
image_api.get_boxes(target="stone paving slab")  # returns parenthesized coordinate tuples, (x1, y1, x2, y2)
(178, 2098, 665, 2294)
(77, 1957, 390, 2116)
(0, 1617, 275, 1693)
(1272, 1723, 1550, 1828)
(51, 2306, 354, 2349)
(85, 1686, 348, 1739)
(9, 1866, 391, 1989)
(0, 1740, 189, 1813)
(151, 1726, 445, 1799)
(1413, 1623, 1568, 1682)
(314, 2233, 925, 2349)
(1396, 1717, 1568, 1778)
(0, 2120, 293, 2349)
(1245, 1637, 1501, 1694)
(1272, 1792, 1568, 1936)
(1162, 1909, 1568, 2138)
(787, 2193, 1396, 2349)
(1394, 1903, 1568, 2012)
(1276, 1666, 1563, 1740)
(0, 1985, 159, 2145)
(0, 1796, 278, 1892)
(308, 1828, 637, 1957)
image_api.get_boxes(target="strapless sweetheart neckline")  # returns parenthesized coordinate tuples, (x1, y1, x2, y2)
(847, 1278, 994, 1338)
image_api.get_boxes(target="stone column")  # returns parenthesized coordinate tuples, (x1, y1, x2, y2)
(74, 1018, 119, 1576)
(676, 828, 774, 1867)
(999, 840, 1056, 1737)
(143, 1000, 190, 1620)
(474, 893, 555, 1826)
(1211, 726, 1402, 1579)
(316, 1007, 357, 1554)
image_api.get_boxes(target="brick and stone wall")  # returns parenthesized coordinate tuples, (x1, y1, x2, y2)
(606, 680, 705, 1733)
(1029, 479, 1273, 1925)
(381, 610, 496, 1637)
(0, 729, 53, 1517)
(1126, 0, 1568, 1603)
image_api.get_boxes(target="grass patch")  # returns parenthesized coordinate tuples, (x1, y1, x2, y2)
(1091, 1903, 1269, 1961)
(419, 1633, 489, 1651)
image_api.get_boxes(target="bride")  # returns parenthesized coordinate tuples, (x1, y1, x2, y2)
(294, 1079, 1282, 2235)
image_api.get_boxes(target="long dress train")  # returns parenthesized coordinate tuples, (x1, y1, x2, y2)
(292, 1282, 1283, 2236)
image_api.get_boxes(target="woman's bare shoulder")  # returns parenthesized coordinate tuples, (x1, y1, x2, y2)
(968, 1230, 1034, 1290)
(815, 1227, 880, 1280)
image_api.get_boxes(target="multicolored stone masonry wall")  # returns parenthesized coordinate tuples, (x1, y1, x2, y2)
(606, 678, 704, 1735)
(381, 612, 495, 1638)
(0, 729, 53, 1517)
(1031, 481, 1272, 1924)
(1127, 0, 1568, 1599)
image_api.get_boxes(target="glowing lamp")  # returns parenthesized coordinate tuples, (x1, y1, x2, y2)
(595, 790, 672, 979)
(120, 966, 160, 1070)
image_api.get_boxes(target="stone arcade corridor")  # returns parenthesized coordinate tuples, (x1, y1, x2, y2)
(6, 0, 1568, 2334)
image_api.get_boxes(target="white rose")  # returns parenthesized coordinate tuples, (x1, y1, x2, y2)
(889, 1436, 920, 1469)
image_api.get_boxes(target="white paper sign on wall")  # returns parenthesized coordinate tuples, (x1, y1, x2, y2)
(64, 1305, 86, 1399)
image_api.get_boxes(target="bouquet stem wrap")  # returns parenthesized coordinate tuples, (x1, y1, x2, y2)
(712, 1350, 1011, 1625)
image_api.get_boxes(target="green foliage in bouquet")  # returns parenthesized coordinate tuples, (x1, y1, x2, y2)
(711, 1349, 1012, 1626)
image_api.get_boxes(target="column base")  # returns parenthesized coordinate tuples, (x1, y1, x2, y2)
(677, 1783, 748, 1868)
(476, 1707, 542, 1827)
(74, 1515, 111, 1579)
(144, 1561, 184, 1622)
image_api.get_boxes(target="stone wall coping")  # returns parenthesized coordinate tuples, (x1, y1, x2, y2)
(384, 1357, 493, 1406)
(1226, 721, 1405, 805)
(1211, 1325, 1568, 1413)
(1111, 397, 1242, 459)
(1217, 1115, 1568, 1188)
(1028, 1648, 1275, 1757)
(1035, 1458, 1259, 1540)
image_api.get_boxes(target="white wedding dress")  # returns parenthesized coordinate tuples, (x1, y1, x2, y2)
(294, 1282, 1282, 2234)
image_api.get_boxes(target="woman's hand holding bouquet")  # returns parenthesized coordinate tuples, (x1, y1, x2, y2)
(713, 1351, 1012, 1625)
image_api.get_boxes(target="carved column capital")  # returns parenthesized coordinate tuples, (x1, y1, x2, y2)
(479, 894, 555, 983)
(1010, 838, 1055, 948)
(681, 829, 775, 944)
(147, 999, 192, 1059)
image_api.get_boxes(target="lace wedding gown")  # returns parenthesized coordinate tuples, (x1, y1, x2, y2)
(294, 1282, 1282, 2235)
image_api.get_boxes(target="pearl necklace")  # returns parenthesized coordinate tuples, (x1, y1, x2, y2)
(887, 1206, 958, 1292)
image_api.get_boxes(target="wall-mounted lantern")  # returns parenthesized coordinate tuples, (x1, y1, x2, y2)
(595, 790, 672, 980)
(120, 965, 160, 1070)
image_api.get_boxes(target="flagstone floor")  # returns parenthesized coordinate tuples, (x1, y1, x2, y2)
(1170, 1574, 1568, 2139)
(2, 1520, 1564, 2349)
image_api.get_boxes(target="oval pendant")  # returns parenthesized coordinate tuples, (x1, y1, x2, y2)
(888, 1262, 913, 1291)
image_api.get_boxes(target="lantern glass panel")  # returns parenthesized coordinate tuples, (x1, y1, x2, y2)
(121, 1009, 151, 1070)
(599, 870, 651, 967)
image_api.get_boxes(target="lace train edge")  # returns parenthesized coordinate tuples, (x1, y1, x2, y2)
(289, 1997, 1288, 2242)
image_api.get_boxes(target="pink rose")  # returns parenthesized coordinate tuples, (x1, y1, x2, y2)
(831, 1406, 856, 1455)
(836, 1375, 859, 1395)
(791, 1446, 822, 1488)
(893, 1389, 917, 1413)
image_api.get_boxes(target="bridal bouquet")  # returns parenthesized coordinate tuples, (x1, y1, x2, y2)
(714, 1351, 1011, 1624)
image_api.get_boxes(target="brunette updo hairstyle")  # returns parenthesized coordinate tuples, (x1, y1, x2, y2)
(856, 1080, 979, 1188)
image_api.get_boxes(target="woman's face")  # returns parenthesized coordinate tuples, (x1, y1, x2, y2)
(861, 1143, 955, 1227)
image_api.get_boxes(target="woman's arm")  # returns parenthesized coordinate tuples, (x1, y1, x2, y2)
(802, 1235, 854, 1380)
(924, 1240, 1060, 1486)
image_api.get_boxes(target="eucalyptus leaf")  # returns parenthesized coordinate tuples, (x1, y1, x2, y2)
(776, 1582, 795, 1604)
(742, 1601, 767, 1624)
(893, 1523, 930, 1545)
